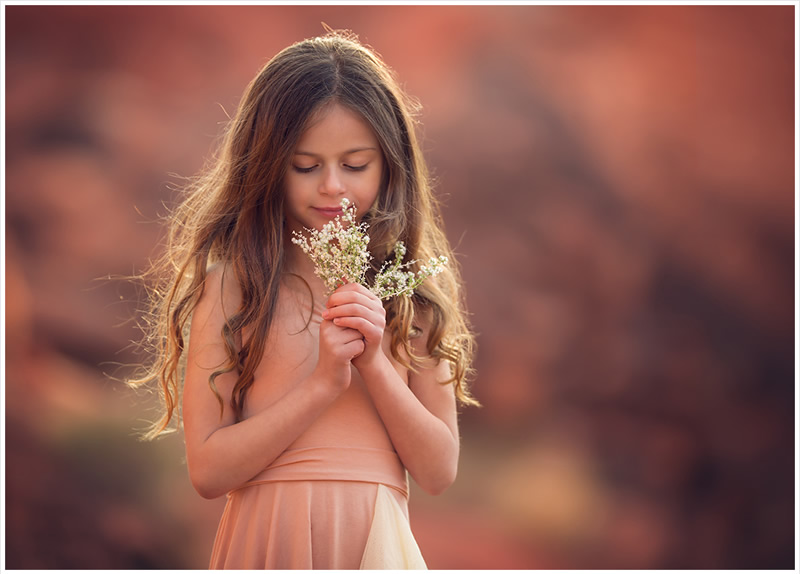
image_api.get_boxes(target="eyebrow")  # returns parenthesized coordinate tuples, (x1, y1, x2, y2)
(293, 147, 378, 157)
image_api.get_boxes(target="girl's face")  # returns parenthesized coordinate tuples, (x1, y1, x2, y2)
(284, 103, 384, 233)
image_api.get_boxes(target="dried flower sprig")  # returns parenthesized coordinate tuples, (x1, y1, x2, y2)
(290, 198, 447, 300)
(371, 241, 448, 300)
(290, 198, 371, 293)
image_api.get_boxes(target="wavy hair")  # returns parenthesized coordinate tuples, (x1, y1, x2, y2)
(129, 30, 478, 440)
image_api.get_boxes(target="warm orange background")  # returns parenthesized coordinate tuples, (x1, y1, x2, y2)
(4, 4, 796, 569)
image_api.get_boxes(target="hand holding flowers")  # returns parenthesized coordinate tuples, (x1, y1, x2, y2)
(291, 198, 448, 300)
(292, 198, 448, 371)
(321, 282, 386, 369)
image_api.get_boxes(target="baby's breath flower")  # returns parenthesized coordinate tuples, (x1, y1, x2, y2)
(290, 198, 447, 300)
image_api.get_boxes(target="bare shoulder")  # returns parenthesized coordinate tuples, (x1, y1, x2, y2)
(183, 262, 241, 444)
(188, 261, 244, 360)
(408, 305, 441, 370)
(408, 304, 455, 391)
(407, 302, 458, 437)
(199, 262, 242, 313)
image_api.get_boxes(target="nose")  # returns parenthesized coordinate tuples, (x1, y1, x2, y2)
(319, 166, 345, 196)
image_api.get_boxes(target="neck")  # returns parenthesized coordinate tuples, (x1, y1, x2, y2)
(284, 232, 329, 302)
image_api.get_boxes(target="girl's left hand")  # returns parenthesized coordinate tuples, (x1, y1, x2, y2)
(322, 283, 386, 368)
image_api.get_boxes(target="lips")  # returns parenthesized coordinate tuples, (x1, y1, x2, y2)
(313, 206, 344, 218)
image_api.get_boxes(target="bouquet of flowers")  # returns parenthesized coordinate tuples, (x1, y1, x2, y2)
(290, 198, 448, 300)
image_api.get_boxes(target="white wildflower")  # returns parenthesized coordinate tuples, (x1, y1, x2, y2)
(290, 198, 447, 300)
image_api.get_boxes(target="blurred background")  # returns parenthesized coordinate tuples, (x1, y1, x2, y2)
(4, 3, 796, 570)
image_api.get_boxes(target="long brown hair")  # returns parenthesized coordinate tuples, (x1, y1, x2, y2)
(129, 30, 478, 440)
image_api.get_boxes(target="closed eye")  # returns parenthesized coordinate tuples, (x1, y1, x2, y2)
(292, 165, 317, 174)
(292, 163, 368, 174)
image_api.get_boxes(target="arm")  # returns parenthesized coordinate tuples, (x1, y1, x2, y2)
(324, 283, 459, 495)
(182, 266, 365, 499)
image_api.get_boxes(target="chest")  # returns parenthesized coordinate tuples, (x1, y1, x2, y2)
(240, 285, 407, 418)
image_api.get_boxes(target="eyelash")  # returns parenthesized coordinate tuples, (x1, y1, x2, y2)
(292, 164, 368, 174)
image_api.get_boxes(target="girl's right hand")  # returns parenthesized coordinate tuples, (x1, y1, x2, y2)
(314, 318, 366, 393)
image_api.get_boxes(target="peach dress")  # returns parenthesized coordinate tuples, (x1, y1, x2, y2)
(208, 367, 427, 569)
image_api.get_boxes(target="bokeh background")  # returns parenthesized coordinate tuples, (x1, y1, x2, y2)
(4, 3, 796, 570)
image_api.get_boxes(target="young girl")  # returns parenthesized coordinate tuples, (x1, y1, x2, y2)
(130, 30, 478, 569)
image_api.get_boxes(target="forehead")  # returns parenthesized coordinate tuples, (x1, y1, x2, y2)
(295, 103, 379, 154)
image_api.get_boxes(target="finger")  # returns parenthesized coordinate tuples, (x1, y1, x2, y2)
(321, 319, 365, 340)
(323, 302, 382, 322)
(346, 282, 379, 301)
(326, 289, 382, 312)
(332, 316, 384, 342)
(343, 337, 366, 360)
(324, 320, 365, 339)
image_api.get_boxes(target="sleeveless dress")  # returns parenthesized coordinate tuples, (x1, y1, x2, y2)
(207, 366, 428, 569)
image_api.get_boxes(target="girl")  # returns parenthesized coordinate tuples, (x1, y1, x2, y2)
(130, 30, 478, 569)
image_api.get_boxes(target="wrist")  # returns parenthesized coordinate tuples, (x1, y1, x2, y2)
(310, 363, 350, 398)
(353, 350, 393, 382)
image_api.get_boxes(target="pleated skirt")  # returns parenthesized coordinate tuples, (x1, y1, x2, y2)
(208, 446, 427, 570)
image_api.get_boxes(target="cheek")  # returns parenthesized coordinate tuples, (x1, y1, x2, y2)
(284, 174, 311, 201)
(367, 163, 386, 195)
(283, 178, 308, 218)
(370, 169, 383, 191)
(359, 172, 382, 207)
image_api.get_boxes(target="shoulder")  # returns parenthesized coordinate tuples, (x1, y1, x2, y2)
(202, 261, 242, 307)
(408, 304, 435, 358)
(406, 303, 457, 425)
(408, 303, 449, 379)
(192, 261, 243, 329)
